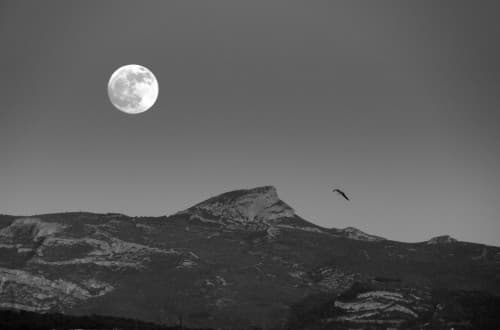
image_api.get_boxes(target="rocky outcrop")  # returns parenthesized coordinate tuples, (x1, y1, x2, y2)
(0, 267, 113, 311)
(329, 226, 386, 241)
(426, 235, 458, 244)
(0, 218, 65, 245)
(328, 289, 432, 328)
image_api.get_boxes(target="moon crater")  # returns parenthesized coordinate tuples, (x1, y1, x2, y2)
(108, 64, 159, 114)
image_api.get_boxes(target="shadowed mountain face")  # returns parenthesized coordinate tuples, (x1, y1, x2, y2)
(0, 186, 499, 329)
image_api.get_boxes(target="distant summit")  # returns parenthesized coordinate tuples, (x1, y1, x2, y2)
(178, 186, 296, 226)
(426, 235, 458, 244)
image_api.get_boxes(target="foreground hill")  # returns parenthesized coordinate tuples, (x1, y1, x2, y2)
(0, 186, 499, 329)
(0, 309, 200, 330)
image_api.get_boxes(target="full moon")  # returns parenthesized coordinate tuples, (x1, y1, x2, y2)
(107, 64, 159, 114)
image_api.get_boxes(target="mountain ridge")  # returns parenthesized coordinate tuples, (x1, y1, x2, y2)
(4, 186, 479, 246)
(1, 186, 499, 329)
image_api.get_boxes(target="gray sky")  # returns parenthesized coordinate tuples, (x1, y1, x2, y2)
(1, 1, 499, 245)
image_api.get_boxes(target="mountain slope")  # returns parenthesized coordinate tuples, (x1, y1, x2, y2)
(0, 186, 499, 329)
(328, 226, 386, 241)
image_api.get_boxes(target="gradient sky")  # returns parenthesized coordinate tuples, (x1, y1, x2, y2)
(1, 1, 499, 245)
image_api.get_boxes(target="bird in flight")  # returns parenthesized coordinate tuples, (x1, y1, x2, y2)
(333, 188, 349, 201)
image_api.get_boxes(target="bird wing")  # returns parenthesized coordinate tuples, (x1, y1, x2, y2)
(333, 189, 349, 201)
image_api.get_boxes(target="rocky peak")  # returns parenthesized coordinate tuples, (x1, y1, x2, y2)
(426, 235, 457, 244)
(180, 186, 296, 224)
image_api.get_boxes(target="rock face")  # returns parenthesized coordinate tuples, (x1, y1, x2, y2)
(179, 186, 323, 235)
(0, 187, 499, 329)
(183, 186, 295, 222)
